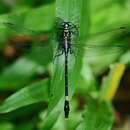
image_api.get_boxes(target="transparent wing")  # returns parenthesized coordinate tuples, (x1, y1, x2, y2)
(73, 46, 125, 62)
(2, 19, 130, 57)
(3, 22, 44, 36)
(0, 21, 52, 52)
(72, 26, 130, 58)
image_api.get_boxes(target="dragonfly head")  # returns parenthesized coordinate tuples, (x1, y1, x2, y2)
(64, 23, 69, 29)
(61, 22, 70, 34)
(61, 22, 71, 29)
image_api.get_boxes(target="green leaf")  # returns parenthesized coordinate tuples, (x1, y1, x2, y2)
(69, 0, 91, 96)
(56, 0, 82, 24)
(0, 79, 49, 113)
(83, 100, 114, 130)
(100, 63, 125, 101)
(24, 3, 55, 31)
(76, 122, 84, 130)
(79, 0, 91, 40)
(0, 3, 55, 35)
(40, 58, 64, 129)
(0, 58, 43, 89)
(46, 0, 92, 122)
(48, 0, 82, 112)
(91, 1, 130, 32)
(0, 59, 36, 88)
(47, 54, 65, 110)
(26, 41, 53, 66)
(41, 0, 84, 127)
(40, 101, 62, 130)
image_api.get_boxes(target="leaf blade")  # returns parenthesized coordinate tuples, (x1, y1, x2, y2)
(0, 79, 49, 113)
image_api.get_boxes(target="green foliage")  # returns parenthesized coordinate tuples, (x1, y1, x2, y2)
(0, 0, 130, 130)
(0, 79, 49, 113)
(83, 101, 114, 130)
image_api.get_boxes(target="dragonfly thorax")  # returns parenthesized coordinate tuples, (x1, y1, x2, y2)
(63, 23, 71, 38)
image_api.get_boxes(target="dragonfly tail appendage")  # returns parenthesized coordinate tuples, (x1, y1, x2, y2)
(64, 99, 70, 118)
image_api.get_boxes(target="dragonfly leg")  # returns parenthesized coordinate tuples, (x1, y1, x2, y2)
(53, 50, 64, 61)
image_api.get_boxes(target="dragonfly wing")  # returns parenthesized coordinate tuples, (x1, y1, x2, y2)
(88, 26, 129, 39)
(72, 44, 125, 75)
(2, 22, 45, 36)
(0, 21, 51, 51)
(4, 41, 51, 57)
(73, 45, 125, 59)
(71, 26, 130, 57)
(87, 27, 130, 46)
(73, 43, 130, 49)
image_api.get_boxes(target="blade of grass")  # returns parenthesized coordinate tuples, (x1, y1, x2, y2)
(100, 63, 125, 101)
(0, 79, 49, 113)
(56, 0, 82, 24)
(79, 0, 91, 40)
(43, 0, 91, 128)
(0, 3, 55, 33)
(84, 101, 114, 130)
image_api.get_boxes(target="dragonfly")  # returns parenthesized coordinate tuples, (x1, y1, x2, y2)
(1, 18, 130, 118)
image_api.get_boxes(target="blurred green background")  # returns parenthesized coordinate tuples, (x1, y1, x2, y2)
(0, 0, 130, 130)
